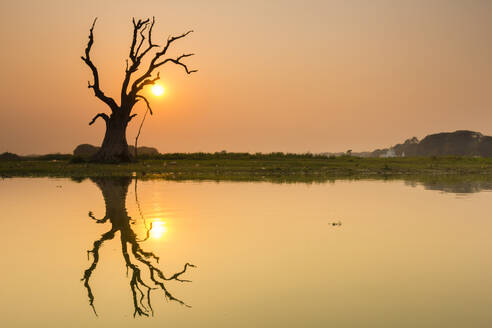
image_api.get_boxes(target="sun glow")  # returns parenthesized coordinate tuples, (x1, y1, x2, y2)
(149, 221, 167, 239)
(151, 84, 165, 96)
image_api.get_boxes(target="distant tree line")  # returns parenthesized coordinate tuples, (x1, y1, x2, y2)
(1, 151, 341, 162)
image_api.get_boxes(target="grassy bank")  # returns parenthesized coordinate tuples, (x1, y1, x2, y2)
(2, 155, 492, 183)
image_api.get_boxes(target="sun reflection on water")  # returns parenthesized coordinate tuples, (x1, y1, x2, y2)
(149, 220, 168, 239)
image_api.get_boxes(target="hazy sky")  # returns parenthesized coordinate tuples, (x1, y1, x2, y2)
(1, 0, 491, 154)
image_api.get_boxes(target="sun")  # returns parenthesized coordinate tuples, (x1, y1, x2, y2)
(151, 84, 165, 96)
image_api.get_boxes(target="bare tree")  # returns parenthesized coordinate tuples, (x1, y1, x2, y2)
(82, 18, 197, 162)
(82, 177, 195, 317)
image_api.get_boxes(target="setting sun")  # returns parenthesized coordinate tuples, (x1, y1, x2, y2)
(151, 84, 165, 96)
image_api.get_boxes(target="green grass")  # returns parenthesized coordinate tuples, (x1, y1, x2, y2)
(2, 156, 492, 185)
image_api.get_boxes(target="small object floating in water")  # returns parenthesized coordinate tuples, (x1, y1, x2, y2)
(329, 220, 342, 226)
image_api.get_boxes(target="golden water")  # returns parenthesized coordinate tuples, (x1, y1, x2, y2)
(1, 178, 491, 327)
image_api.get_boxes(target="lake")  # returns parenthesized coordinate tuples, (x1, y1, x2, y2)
(1, 177, 491, 327)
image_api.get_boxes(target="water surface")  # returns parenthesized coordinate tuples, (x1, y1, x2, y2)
(1, 178, 491, 327)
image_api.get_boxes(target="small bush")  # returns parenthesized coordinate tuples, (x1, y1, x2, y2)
(0, 152, 21, 161)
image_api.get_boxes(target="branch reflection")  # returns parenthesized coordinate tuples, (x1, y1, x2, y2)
(81, 177, 195, 317)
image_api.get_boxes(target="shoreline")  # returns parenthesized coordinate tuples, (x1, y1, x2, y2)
(2, 157, 492, 181)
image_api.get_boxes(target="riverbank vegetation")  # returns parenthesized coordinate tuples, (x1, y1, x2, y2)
(2, 153, 492, 184)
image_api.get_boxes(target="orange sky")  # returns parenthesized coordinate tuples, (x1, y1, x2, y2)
(1, 0, 491, 155)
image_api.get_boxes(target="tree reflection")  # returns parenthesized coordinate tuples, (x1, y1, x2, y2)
(81, 177, 194, 317)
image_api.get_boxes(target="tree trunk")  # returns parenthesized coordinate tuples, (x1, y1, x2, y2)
(92, 177, 132, 226)
(92, 114, 132, 162)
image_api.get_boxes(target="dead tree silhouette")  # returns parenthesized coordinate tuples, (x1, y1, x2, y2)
(81, 177, 195, 317)
(82, 17, 197, 162)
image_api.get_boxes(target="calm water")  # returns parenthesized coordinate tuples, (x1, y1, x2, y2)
(1, 177, 491, 327)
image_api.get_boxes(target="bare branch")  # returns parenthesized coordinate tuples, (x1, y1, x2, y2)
(128, 113, 138, 122)
(134, 23, 149, 59)
(135, 95, 153, 115)
(121, 17, 159, 102)
(88, 211, 109, 223)
(129, 18, 150, 61)
(81, 18, 119, 111)
(133, 95, 153, 158)
(81, 227, 117, 317)
(133, 72, 160, 95)
(129, 30, 195, 97)
(164, 263, 197, 282)
(134, 178, 153, 244)
(88, 113, 109, 126)
(136, 17, 157, 61)
(121, 239, 153, 317)
(130, 242, 194, 308)
(154, 53, 198, 74)
(159, 30, 194, 58)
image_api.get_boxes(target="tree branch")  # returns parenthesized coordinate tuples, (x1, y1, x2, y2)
(121, 238, 153, 317)
(128, 113, 138, 122)
(154, 53, 198, 73)
(136, 17, 157, 61)
(164, 263, 197, 282)
(132, 73, 160, 96)
(129, 30, 196, 98)
(88, 113, 109, 126)
(130, 241, 194, 308)
(129, 18, 150, 62)
(135, 95, 153, 115)
(81, 18, 119, 111)
(81, 227, 117, 317)
(133, 95, 153, 158)
(159, 30, 194, 58)
(134, 23, 149, 59)
(88, 211, 109, 224)
(121, 17, 159, 103)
